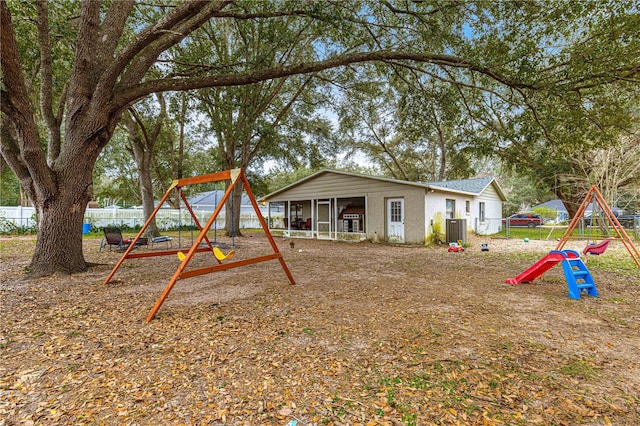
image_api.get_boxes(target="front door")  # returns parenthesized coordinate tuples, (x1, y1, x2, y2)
(387, 198, 405, 243)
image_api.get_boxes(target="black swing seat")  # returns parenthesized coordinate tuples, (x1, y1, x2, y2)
(151, 235, 172, 249)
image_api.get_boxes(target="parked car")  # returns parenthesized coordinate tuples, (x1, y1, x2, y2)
(502, 213, 544, 228)
(616, 214, 640, 229)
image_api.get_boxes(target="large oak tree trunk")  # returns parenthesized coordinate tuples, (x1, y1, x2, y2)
(225, 182, 244, 238)
(29, 170, 93, 277)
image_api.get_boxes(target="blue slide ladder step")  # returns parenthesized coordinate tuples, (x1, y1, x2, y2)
(560, 255, 598, 300)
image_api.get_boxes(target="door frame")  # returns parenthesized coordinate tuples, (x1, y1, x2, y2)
(315, 199, 332, 240)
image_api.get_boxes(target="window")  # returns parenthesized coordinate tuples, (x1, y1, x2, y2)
(465, 200, 470, 214)
(446, 199, 455, 219)
(479, 202, 486, 222)
(390, 200, 402, 222)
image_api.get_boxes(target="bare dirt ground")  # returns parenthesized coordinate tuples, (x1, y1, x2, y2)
(1, 233, 639, 425)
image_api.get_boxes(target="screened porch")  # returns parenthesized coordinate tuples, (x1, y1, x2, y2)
(266, 197, 366, 241)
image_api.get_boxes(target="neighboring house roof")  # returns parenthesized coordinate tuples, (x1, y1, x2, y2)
(535, 199, 624, 215)
(536, 199, 567, 212)
(188, 190, 267, 214)
(260, 169, 506, 201)
(189, 190, 253, 207)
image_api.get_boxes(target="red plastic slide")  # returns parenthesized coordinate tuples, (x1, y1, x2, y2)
(506, 250, 578, 285)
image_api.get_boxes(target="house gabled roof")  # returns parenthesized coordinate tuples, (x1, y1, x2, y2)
(425, 177, 506, 200)
(260, 169, 506, 201)
(261, 169, 424, 200)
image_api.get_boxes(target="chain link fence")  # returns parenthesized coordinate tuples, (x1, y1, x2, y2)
(474, 217, 639, 241)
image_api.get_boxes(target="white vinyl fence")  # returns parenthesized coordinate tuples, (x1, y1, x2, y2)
(0, 205, 266, 233)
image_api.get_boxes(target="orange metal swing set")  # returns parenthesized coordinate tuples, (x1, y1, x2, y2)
(103, 168, 296, 322)
(555, 185, 640, 269)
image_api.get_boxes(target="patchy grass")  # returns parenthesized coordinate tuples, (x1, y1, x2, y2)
(1, 234, 639, 424)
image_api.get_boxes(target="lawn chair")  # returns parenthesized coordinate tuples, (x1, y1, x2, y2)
(100, 227, 147, 252)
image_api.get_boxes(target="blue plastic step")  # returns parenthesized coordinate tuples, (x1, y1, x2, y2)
(560, 251, 598, 300)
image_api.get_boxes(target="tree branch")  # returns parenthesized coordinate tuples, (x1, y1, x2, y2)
(66, 1, 101, 124)
(96, 0, 135, 77)
(35, 0, 61, 166)
(116, 50, 537, 108)
(108, 1, 232, 94)
(1, 1, 55, 199)
(0, 118, 36, 204)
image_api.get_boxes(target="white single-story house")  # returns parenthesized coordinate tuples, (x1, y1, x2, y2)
(259, 169, 506, 245)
